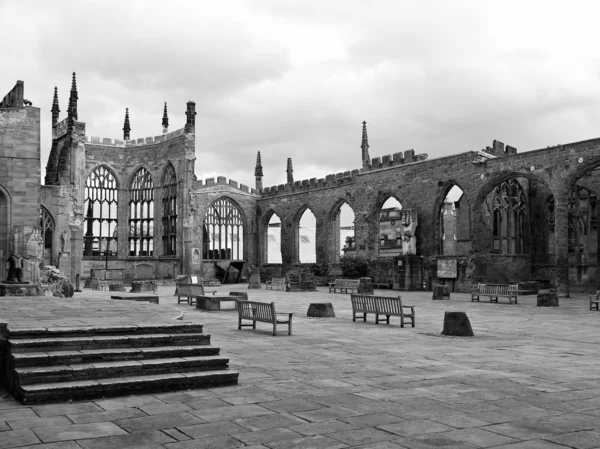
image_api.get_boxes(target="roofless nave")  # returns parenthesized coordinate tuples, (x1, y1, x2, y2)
(1, 74, 599, 296)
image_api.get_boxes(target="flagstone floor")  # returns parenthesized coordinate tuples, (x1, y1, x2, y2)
(0, 285, 599, 448)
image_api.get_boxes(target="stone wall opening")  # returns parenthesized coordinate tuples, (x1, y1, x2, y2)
(40, 206, 55, 266)
(334, 202, 355, 262)
(266, 213, 282, 263)
(83, 165, 119, 258)
(202, 197, 244, 261)
(0, 189, 7, 281)
(298, 208, 316, 263)
(129, 167, 155, 257)
(378, 197, 403, 258)
(438, 185, 469, 255)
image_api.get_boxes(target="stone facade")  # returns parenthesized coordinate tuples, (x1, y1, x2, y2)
(2, 76, 600, 297)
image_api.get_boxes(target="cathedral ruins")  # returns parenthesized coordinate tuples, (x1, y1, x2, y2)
(1, 74, 599, 297)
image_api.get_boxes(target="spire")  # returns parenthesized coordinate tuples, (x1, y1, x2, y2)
(162, 102, 169, 133)
(254, 151, 263, 190)
(51, 86, 60, 127)
(361, 120, 370, 167)
(255, 151, 263, 177)
(67, 72, 78, 121)
(123, 108, 131, 140)
(185, 101, 196, 133)
(286, 157, 294, 184)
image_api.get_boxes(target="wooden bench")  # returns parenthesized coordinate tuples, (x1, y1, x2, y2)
(265, 277, 286, 291)
(350, 294, 415, 328)
(471, 283, 518, 304)
(329, 278, 360, 294)
(590, 291, 600, 311)
(237, 300, 294, 336)
(177, 283, 216, 305)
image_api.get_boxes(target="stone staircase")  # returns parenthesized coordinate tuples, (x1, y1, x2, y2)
(3, 323, 239, 404)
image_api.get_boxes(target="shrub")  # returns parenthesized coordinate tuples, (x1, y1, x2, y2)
(339, 254, 370, 278)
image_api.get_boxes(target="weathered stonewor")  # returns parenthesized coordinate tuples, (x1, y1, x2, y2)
(537, 288, 559, 307)
(441, 311, 474, 337)
(357, 277, 374, 294)
(3, 323, 238, 404)
(286, 270, 317, 292)
(247, 266, 261, 289)
(432, 284, 450, 300)
(307, 302, 335, 317)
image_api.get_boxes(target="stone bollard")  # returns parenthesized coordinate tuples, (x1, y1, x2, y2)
(358, 277, 374, 294)
(432, 284, 450, 300)
(537, 288, 559, 307)
(307, 303, 335, 317)
(442, 311, 474, 337)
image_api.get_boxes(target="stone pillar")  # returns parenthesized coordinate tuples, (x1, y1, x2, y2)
(280, 217, 296, 274)
(315, 215, 329, 267)
(70, 223, 82, 285)
(554, 191, 569, 297)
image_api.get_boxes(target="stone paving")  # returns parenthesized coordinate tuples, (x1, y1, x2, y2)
(0, 285, 600, 448)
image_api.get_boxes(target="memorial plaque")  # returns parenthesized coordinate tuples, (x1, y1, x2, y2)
(437, 259, 457, 279)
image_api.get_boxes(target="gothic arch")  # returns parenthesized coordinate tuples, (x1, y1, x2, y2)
(433, 182, 470, 256)
(293, 205, 316, 263)
(83, 165, 119, 257)
(263, 210, 282, 264)
(329, 199, 355, 262)
(162, 162, 177, 256)
(202, 196, 246, 261)
(128, 166, 155, 257)
(0, 185, 12, 281)
(40, 205, 56, 266)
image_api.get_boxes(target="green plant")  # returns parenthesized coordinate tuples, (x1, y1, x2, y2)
(339, 254, 370, 278)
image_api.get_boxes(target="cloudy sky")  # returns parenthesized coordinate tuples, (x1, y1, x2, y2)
(2, 0, 600, 188)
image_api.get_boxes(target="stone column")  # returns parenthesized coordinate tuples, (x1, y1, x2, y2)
(280, 217, 296, 274)
(554, 190, 569, 297)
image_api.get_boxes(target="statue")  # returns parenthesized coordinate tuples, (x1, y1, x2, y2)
(6, 254, 24, 283)
(61, 231, 68, 252)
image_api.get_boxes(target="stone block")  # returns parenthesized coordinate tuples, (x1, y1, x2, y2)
(382, 155, 391, 164)
(441, 311, 474, 336)
(206, 178, 215, 186)
(217, 176, 226, 185)
(404, 149, 415, 161)
(307, 303, 335, 317)
(432, 284, 450, 300)
(228, 180, 238, 188)
(537, 288, 559, 307)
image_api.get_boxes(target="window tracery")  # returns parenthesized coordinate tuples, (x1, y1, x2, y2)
(203, 197, 244, 260)
(83, 166, 118, 257)
(129, 167, 154, 256)
(162, 164, 177, 255)
(490, 179, 528, 254)
(40, 206, 55, 265)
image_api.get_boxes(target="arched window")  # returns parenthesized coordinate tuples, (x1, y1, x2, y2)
(266, 213, 282, 263)
(40, 206, 55, 266)
(488, 179, 528, 254)
(298, 208, 316, 263)
(379, 197, 402, 257)
(162, 164, 177, 256)
(203, 197, 244, 260)
(439, 185, 469, 255)
(129, 167, 154, 256)
(333, 202, 355, 262)
(83, 166, 118, 257)
(568, 185, 598, 262)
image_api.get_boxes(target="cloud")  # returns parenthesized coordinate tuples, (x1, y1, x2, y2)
(3, 0, 600, 189)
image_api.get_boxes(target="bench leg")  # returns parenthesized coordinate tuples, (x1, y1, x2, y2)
(238, 316, 242, 330)
(385, 315, 390, 325)
(363, 313, 367, 322)
(401, 314, 404, 328)
(273, 321, 277, 336)
(288, 319, 292, 336)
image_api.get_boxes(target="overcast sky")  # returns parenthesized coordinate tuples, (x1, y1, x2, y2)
(3, 0, 600, 188)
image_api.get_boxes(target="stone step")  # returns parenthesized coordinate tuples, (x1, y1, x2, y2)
(8, 323, 204, 339)
(17, 370, 240, 404)
(9, 333, 211, 353)
(16, 355, 231, 385)
(11, 345, 221, 367)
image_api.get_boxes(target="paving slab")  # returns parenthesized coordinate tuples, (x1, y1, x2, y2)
(1, 287, 600, 448)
